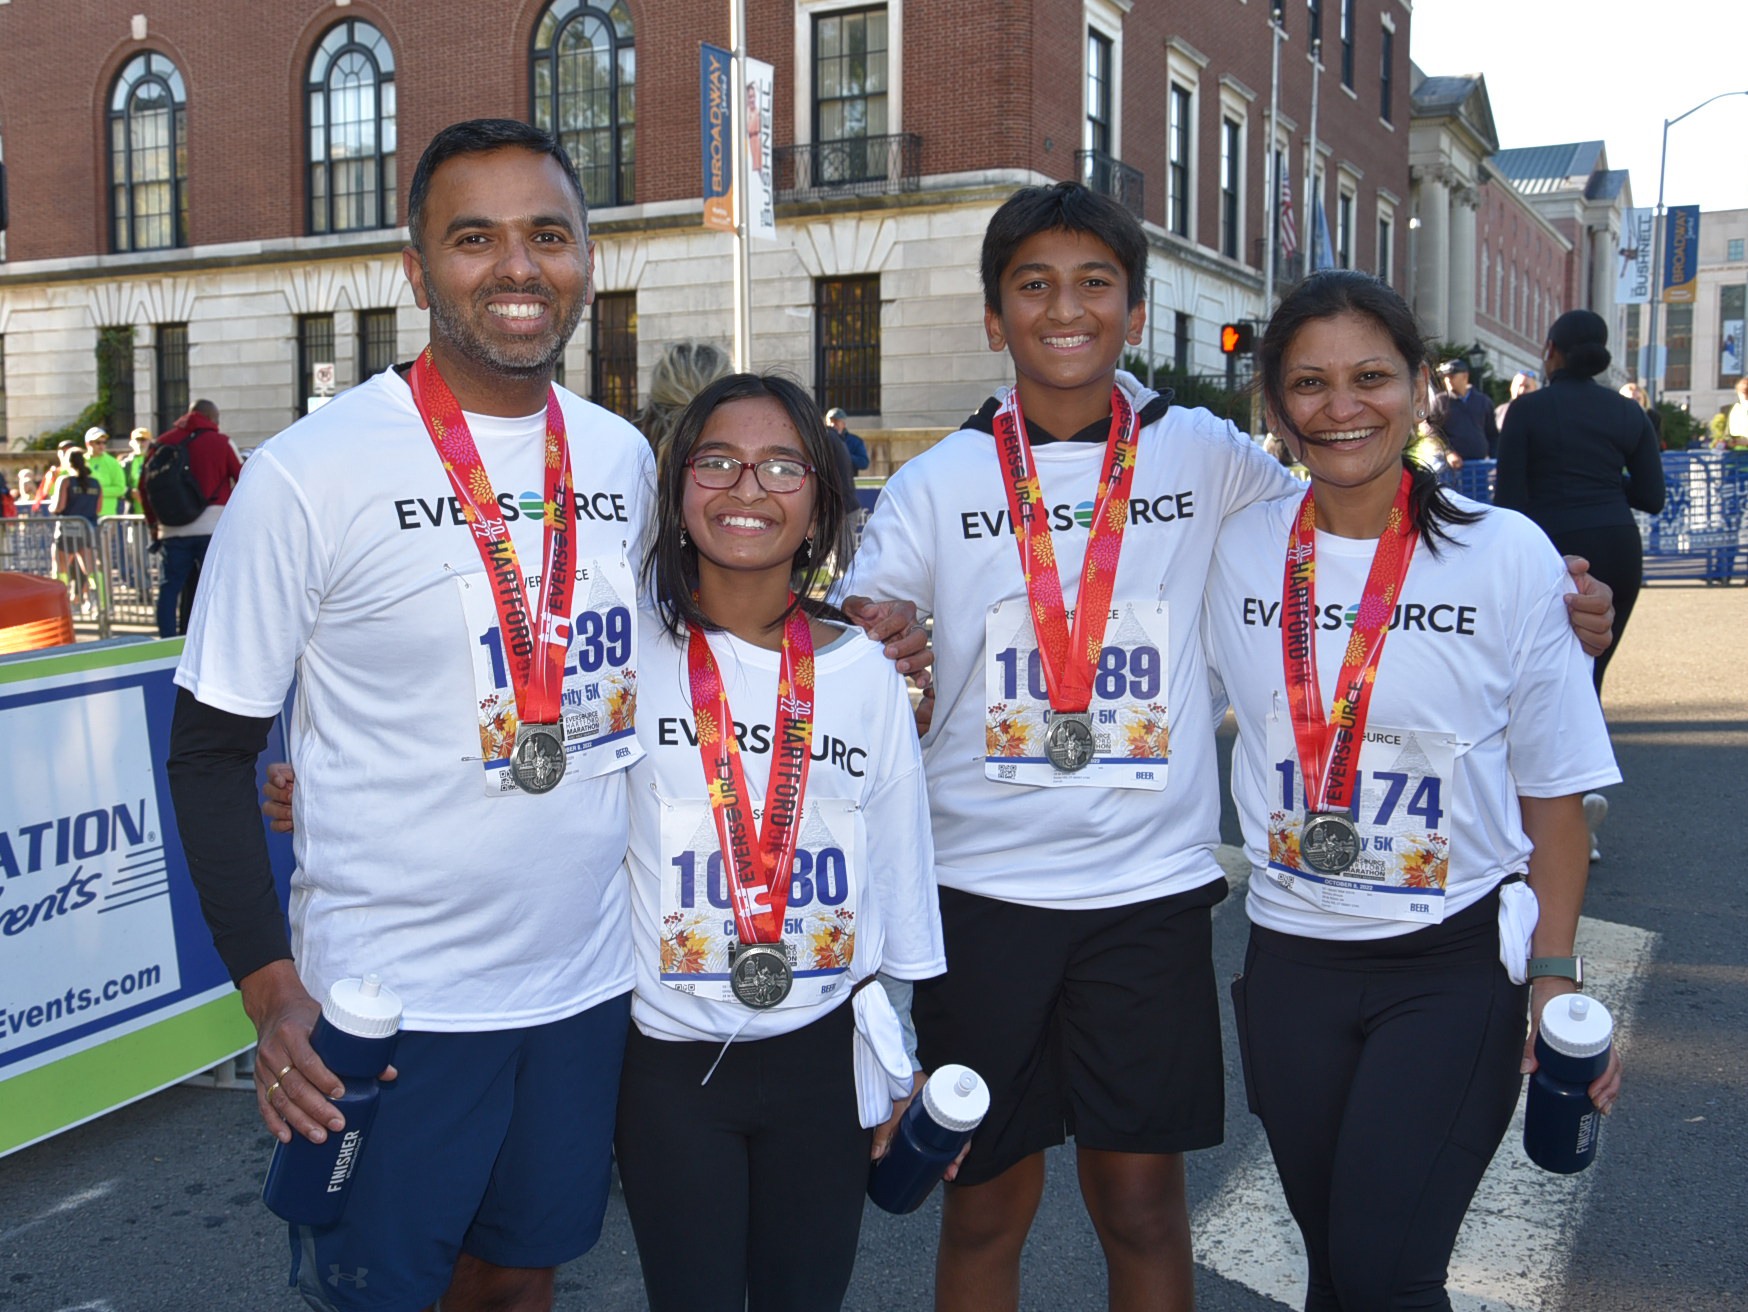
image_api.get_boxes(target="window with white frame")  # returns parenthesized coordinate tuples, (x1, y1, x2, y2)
(1168, 84, 1191, 237)
(1085, 28, 1113, 160)
(1336, 188, 1353, 268)
(530, 1, 636, 207)
(306, 20, 396, 234)
(1377, 211, 1392, 284)
(109, 52, 189, 252)
(812, 5, 889, 183)
(1220, 117, 1242, 259)
(1339, 0, 1355, 88)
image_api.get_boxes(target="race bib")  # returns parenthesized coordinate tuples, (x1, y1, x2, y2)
(983, 598, 1170, 790)
(457, 554, 642, 795)
(1265, 712, 1456, 924)
(655, 795, 863, 1007)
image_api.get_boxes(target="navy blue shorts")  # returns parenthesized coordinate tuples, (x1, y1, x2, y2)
(290, 992, 631, 1312)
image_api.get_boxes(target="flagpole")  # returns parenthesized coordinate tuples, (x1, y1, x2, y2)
(1303, 37, 1321, 271)
(1263, 3, 1283, 319)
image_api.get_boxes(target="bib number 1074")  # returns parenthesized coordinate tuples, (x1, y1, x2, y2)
(994, 644, 1160, 702)
(1276, 760, 1445, 830)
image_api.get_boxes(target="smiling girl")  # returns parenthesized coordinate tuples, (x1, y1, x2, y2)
(614, 373, 945, 1312)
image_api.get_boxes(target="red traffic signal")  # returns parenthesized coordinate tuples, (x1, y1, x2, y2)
(1220, 322, 1255, 355)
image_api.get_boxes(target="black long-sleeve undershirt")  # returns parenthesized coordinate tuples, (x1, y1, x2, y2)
(165, 685, 289, 985)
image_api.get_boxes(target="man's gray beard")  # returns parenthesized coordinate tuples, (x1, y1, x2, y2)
(423, 273, 587, 381)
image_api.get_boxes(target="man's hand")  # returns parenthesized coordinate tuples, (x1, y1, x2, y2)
(262, 762, 294, 833)
(1561, 556, 1616, 659)
(842, 596, 932, 677)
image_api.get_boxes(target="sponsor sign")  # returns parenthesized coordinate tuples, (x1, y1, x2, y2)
(744, 56, 777, 241)
(701, 44, 735, 233)
(1618, 207, 1654, 306)
(0, 639, 294, 1156)
(1662, 206, 1700, 304)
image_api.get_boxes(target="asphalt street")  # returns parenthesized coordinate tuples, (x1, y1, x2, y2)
(0, 582, 1741, 1311)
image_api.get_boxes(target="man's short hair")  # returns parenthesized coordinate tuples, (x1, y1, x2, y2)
(981, 181, 1148, 314)
(192, 398, 220, 421)
(406, 119, 589, 253)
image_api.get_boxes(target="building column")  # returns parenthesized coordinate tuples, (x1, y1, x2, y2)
(1448, 185, 1478, 349)
(1413, 166, 1450, 341)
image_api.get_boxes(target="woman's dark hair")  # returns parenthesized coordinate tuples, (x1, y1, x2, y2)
(981, 182, 1148, 313)
(1546, 309, 1612, 379)
(1257, 269, 1483, 554)
(66, 450, 95, 487)
(645, 372, 854, 639)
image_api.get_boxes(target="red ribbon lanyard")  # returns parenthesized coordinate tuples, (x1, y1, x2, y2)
(992, 386, 1140, 712)
(409, 348, 576, 728)
(1280, 468, 1419, 814)
(687, 605, 817, 946)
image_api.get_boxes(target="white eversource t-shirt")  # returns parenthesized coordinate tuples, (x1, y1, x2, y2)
(624, 614, 945, 1044)
(175, 368, 654, 1030)
(846, 373, 1299, 909)
(1203, 492, 1622, 941)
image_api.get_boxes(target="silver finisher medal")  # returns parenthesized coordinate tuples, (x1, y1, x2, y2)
(1300, 812, 1362, 875)
(509, 722, 567, 794)
(729, 942, 794, 1009)
(1044, 712, 1096, 773)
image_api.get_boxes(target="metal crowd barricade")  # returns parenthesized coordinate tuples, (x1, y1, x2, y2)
(99, 514, 162, 631)
(0, 514, 103, 633)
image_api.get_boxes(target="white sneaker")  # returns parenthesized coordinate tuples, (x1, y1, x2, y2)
(1583, 793, 1609, 863)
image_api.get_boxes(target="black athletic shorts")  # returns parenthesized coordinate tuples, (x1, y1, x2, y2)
(914, 877, 1228, 1186)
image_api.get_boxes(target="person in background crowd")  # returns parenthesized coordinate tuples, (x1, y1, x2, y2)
(1724, 376, 1748, 449)
(0, 467, 14, 518)
(1429, 357, 1498, 461)
(633, 340, 732, 459)
(1495, 370, 1538, 431)
(1619, 383, 1663, 447)
(16, 466, 37, 505)
(52, 449, 101, 612)
(123, 426, 153, 511)
(142, 400, 242, 638)
(84, 426, 130, 518)
(1208, 267, 1622, 1312)
(825, 407, 871, 476)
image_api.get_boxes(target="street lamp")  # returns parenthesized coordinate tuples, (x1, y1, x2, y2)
(1644, 90, 1748, 406)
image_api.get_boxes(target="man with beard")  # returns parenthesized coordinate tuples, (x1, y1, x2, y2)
(166, 120, 651, 1312)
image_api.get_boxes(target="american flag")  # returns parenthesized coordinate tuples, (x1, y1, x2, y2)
(1278, 156, 1298, 259)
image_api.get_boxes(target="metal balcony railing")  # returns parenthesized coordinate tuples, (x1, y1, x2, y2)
(774, 133, 922, 202)
(1076, 149, 1144, 219)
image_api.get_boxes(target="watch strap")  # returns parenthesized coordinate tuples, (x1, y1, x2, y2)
(1527, 955, 1583, 986)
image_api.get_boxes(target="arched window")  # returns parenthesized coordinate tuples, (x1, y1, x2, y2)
(530, 1, 635, 207)
(307, 20, 396, 234)
(109, 52, 188, 252)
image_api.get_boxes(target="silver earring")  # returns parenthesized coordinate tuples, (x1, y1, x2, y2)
(796, 537, 815, 566)
(679, 526, 690, 546)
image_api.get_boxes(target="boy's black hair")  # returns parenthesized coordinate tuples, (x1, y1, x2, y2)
(644, 373, 855, 640)
(406, 119, 588, 252)
(1256, 269, 1483, 555)
(980, 181, 1148, 313)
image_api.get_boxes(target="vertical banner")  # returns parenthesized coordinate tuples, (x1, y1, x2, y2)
(1662, 206, 1701, 304)
(744, 56, 777, 242)
(700, 43, 735, 233)
(1617, 207, 1654, 306)
(0, 639, 295, 1157)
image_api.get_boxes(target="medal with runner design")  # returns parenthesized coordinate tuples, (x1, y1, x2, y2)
(1299, 811, 1362, 875)
(509, 722, 567, 794)
(728, 942, 794, 1009)
(1044, 712, 1096, 772)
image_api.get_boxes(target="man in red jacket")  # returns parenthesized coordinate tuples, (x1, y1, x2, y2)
(144, 399, 241, 637)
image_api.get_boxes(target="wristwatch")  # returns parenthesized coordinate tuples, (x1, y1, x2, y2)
(1527, 956, 1583, 986)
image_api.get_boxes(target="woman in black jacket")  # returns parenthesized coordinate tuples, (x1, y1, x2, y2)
(1494, 310, 1664, 693)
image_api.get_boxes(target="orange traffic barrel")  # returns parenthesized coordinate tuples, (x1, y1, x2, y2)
(0, 571, 76, 653)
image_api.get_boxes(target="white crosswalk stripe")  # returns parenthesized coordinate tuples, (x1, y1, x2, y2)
(1197, 855, 1657, 1311)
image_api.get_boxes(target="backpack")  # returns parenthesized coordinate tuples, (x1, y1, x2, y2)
(139, 430, 211, 527)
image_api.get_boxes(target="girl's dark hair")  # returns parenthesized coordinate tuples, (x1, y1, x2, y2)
(645, 372, 854, 639)
(1546, 308, 1612, 379)
(1258, 269, 1483, 554)
(66, 450, 95, 488)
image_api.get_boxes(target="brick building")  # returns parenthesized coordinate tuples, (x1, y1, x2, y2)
(0, 0, 1413, 453)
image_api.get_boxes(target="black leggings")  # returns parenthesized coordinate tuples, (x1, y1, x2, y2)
(1548, 522, 1643, 694)
(615, 1002, 872, 1312)
(1232, 893, 1528, 1312)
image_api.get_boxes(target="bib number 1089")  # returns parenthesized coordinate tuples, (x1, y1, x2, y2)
(994, 644, 1160, 702)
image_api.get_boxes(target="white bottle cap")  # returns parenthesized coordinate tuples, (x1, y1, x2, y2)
(921, 1063, 990, 1133)
(323, 973, 403, 1039)
(1537, 992, 1613, 1059)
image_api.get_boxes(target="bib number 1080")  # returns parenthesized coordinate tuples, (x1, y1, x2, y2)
(478, 604, 632, 683)
(995, 645, 1160, 702)
(671, 848, 849, 910)
(1276, 760, 1445, 830)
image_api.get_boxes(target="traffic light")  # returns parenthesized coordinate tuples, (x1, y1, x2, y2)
(1220, 322, 1255, 355)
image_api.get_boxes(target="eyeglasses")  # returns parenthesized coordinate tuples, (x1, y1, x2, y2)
(684, 455, 814, 494)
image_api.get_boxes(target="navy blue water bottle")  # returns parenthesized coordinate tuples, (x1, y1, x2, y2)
(261, 973, 402, 1226)
(1523, 993, 1613, 1174)
(868, 1064, 989, 1214)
